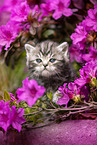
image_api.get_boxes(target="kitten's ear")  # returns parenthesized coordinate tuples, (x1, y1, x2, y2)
(25, 44, 36, 66)
(25, 44, 35, 53)
(57, 42, 69, 61)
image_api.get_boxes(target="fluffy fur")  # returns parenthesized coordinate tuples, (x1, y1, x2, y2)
(25, 40, 74, 92)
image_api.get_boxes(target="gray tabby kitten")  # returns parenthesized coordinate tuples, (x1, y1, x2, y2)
(25, 40, 74, 92)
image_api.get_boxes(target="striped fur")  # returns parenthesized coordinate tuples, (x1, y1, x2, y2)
(25, 40, 74, 91)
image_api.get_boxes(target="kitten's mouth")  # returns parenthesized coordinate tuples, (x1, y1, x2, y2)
(41, 69, 50, 76)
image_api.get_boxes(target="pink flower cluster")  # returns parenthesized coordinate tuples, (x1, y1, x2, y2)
(57, 59, 97, 107)
(0, 100, 25, 132)
(0, 0, 30, 50)
(0, 77, 45, 132)
(57, 81, 89, 107)
(0, 0, 74, 51)
(70, 3, 97, 63)
(75, 60, 97, 87)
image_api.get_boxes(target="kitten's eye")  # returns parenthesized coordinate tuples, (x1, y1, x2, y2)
(36, 59, 42, 63)
(49, 58, 56, 63)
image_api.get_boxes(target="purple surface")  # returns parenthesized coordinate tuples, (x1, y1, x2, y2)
(1, 119, 97, 145)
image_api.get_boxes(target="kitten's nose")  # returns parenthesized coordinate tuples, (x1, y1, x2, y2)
(43, 64, 48, 67)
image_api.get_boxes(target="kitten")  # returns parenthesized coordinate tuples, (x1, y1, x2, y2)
(25, 40, 74, 92)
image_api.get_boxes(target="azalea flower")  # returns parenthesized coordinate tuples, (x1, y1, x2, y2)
(68, 82, 89, 100)
(69, 44, 83, 63)
(0, 7, 10, 26)
(82, 46, 97, 62)
(16, 77, 45, 106)
(75, 60, 97, 87)
(70, 23, 88, 45)
(2, 0, 25, 11)
(57, 82, 89, 106)
(84, 60, 97, 78)
(85, 3, 97, 32)
(9, 92, 16, 102)
(50, 0, 73, 19)
(0, 21, 18, 50)
(39, 0, 53, 20)
(57, 83, 70, 107)
(11, 106, 25, 132)
(0, 101, 11, 132)
(11, 1, 31, 22)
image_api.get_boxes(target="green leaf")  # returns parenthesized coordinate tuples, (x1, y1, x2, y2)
(25, 107, 32, 114)
(92, 78, 97, 87)
(47, 92, 53, 100)
(4, 90, 11, 101)
(0, 95, 3, 101)
(43, 30, 55, 38)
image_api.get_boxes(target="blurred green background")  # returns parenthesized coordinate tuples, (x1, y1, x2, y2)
(0, 51, 29, 96)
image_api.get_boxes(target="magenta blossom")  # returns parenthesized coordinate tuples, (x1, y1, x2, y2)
(39, 0, 53, 20)
(75, 60, 97, 87)
(75, 76, 91, 87)
(0, 7, 10, 26)
(0, 100, 11, 132)
(70, 23, 88, 45)
(11, 106, 25, 132)
(9, 92, 16, 102)
(3, 0, 25, 11)
(75, 68, 91, 87)
(50, 0, 73, 19)
(11, 1, 31, 22)
(0, 21, 18, 50)
(57, 82, 89, 107)
(16, 77, 45, 106)
(57, 83, 70, 107)
(84, 60, 97, 79)
(82, 46, 97, 62)
(68, 82, 89, 100)
(85, 3, 97, 32)
(69, 44, 83, 63)
(57, 94, 70, 107)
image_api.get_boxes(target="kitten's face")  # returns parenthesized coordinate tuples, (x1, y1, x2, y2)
(25, 41, 69, 77)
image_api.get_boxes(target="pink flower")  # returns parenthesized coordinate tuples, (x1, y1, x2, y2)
(0, 100, 25, 132)
(0, 100, 11, 132)
(75, 60, 97, 87)
(84, 60, 97, 78)
(57, 82, 89, 106)
(0, 7, 10, 26)
(39, 0, 53, 20)
(0, 21, 18, 50)
(70, 24, 88, 44)
(75, 68, 91, 87)
(11, 106, 25, 132)
(11, 1, 31, 22)
(85, 3, 97, 32)
(57, 83, 70, 107)
(57, 94, 70, 107)
(9, 92, 16, 102)
(69, 44, 83, 63)
(50, 0, 73, 19)
(16, 77, 45, 106)
(82, 46, 97, 62)
(75, 76, 91, 87)
(3, 0, 25, 11)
